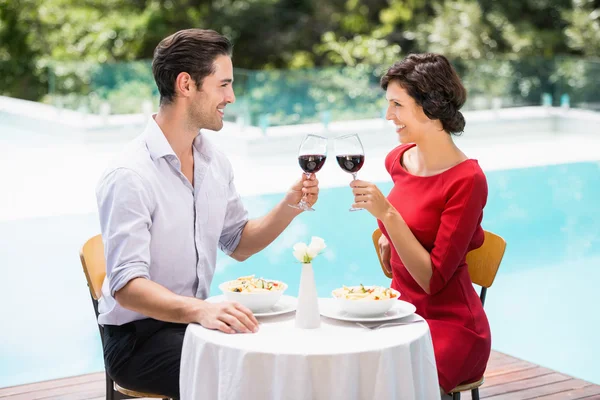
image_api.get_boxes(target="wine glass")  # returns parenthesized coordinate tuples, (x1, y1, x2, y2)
(334, 134, 365, 211)
(289, 134, 328, 212)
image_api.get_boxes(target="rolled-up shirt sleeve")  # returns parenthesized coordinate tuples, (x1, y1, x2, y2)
(96, 168, 154, 296)
(219, 172, 248, 255)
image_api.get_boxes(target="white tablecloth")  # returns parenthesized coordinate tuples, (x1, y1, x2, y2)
(180, 299, 440, 400)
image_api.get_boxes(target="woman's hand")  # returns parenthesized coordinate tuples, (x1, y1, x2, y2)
(378, 234, 392, 275)
(350, 180, 395, 220)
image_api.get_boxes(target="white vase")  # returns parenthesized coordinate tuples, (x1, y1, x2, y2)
(295, 262, 321, 329)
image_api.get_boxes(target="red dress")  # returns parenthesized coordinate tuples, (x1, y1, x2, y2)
(377, 143, 491, 392)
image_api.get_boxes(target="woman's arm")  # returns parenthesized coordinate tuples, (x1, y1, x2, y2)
(380, 210, 434, 293)
(351, 169, 487, 295)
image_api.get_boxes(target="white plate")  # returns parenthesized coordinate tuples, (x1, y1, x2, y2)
(205, 295, 297, 317)
(319, 298, 416, 322)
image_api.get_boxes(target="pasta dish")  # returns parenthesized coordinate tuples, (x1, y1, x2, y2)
(224, 275, 284, 293)
(333, 284, 398, 300)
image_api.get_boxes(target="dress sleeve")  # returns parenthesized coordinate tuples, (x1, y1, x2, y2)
(384, 145, 404, 174)
(96, 168, 154, 296)
(429, 166, 487, 294)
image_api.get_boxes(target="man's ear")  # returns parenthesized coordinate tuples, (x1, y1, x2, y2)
(174, 72, 193, 99)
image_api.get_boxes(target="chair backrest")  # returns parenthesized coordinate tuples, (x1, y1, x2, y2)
(79, 234, 106, 302)
(79, 238, 166, 400)
(372, 228, 506, 288)
(464, 230, 506, 288)
(372, 229, 392, 279)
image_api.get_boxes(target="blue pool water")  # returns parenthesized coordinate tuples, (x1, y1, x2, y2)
(0, 161, 599, 388)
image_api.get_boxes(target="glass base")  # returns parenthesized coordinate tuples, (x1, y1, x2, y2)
(289, 200, 315, 212)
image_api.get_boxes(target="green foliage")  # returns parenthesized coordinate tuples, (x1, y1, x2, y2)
(415, 0, 495, 59)
(1, 0, 600, 117)
(563, 0, 600, 56)
(0, 0, 46, 100)
(36, 0, 149, 62)
(316, 31, 401, 67)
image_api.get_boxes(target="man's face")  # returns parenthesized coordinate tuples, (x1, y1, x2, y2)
(190, 55, 235, 131)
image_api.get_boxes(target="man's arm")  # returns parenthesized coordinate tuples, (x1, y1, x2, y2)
(230, 198, 301, 262)
(97, 169, 258, 334)
(230, 174, 319, 261)
(115, 278, 258, 333)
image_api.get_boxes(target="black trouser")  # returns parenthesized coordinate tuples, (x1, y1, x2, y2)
(103, 318, 187, 399)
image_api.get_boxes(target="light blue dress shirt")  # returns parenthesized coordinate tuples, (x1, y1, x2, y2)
(96, 116, 248, 326)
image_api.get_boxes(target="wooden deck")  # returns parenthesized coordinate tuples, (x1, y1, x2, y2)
(0, 351, 598, 399)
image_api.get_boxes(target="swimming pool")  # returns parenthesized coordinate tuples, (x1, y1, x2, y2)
(0, 161, 598, 388)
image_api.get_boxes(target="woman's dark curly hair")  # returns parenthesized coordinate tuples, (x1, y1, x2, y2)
(380, 53, 467, 135)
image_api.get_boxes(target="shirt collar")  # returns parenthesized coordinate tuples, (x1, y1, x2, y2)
(143, 115, 176, 161)
(193, 132, 213, 163)
(143, 114, 214, 163)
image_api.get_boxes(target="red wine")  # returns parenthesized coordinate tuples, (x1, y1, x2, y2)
(298, 154, 327, 173)
(336, 154, 364, 173)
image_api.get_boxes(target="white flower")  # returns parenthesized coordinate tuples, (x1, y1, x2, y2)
(293, 236, 327, 263)
(307, 236, 326, 258)
(293, 242, 309, 262)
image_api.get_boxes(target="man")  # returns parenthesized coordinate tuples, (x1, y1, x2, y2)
(95, 29, 319, 399)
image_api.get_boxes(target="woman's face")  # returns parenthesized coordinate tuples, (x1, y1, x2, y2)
(384, 81, 432, 144)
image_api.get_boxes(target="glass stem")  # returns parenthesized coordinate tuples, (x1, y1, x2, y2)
(302, 173, 311, 202)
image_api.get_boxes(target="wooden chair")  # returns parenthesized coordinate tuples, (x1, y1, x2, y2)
(371, 228, 507, 400)
(79, 235, 170, 400)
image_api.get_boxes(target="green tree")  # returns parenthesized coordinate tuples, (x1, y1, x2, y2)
(0, 0, 45, 99)
(1, 0, 600, 109)
(478, 0, 574, 57)
(563, 0, 600, 56)
(414, 0, 495, 59)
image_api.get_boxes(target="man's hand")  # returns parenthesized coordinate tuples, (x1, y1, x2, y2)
(198, 301, 259, 334)
(284, 173, 320, 209)
(378, 234, 392, 275)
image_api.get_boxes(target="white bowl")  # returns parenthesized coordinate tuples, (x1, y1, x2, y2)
(332, 286, 401, 317)
(219, 280, 288, 313)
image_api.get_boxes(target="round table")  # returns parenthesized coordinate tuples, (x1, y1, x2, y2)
(180, 298, 440, 400)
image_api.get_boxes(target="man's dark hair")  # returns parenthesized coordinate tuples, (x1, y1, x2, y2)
(381, 53, 467, 135)
(152, 29, 233, 105)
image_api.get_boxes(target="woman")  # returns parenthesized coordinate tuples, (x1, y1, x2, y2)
(350, 53, 491, 395)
